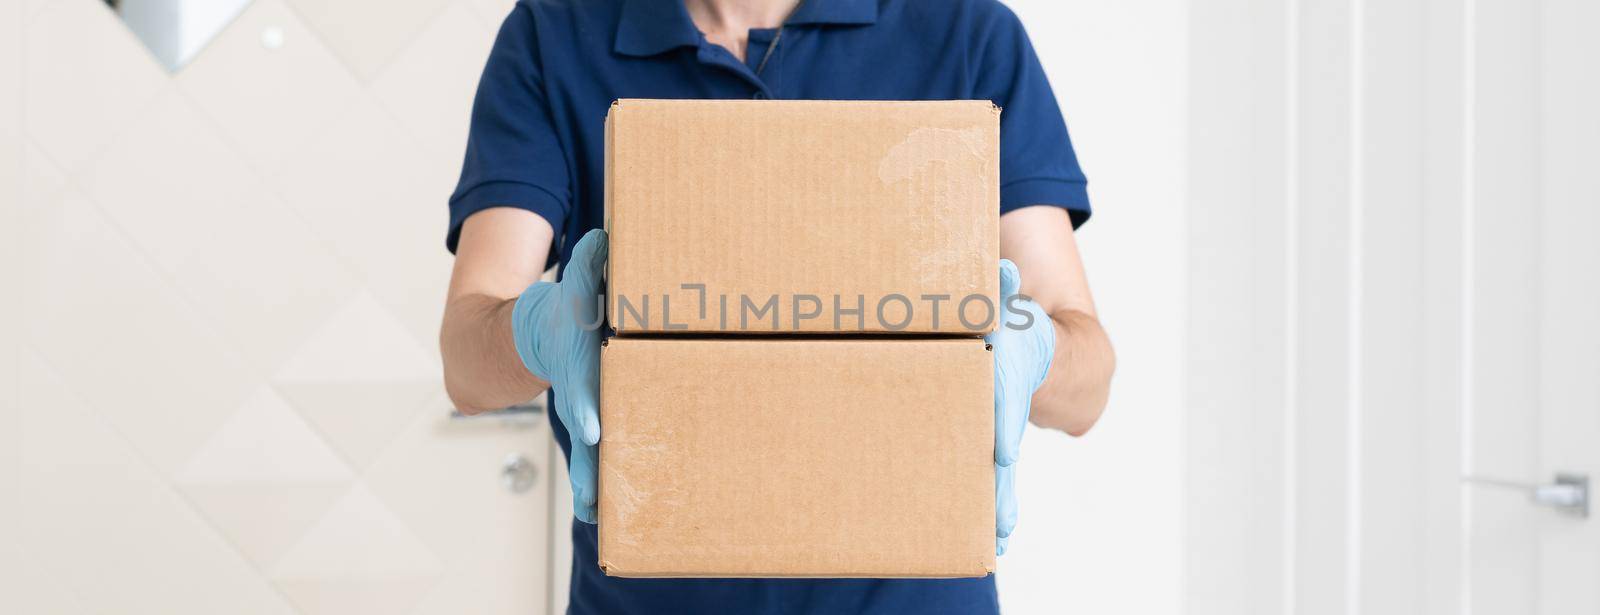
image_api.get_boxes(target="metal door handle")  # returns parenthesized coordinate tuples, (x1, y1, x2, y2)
(502, 453, 539, 494)
(1463, 473, 1589, 518)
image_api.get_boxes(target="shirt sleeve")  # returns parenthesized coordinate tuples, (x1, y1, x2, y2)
(971, 2, 1091, 228)
(446, 4, 571, 256)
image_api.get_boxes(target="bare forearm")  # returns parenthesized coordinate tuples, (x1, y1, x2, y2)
(440, 293, 549, 415)
(1030, 309, 1114, 436)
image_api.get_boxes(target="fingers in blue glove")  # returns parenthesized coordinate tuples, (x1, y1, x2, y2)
(566, 230, 608, 521)
(990, 258, 1032, 468)
(990, 258, 1052, 553)
(563, 228, 607, 446)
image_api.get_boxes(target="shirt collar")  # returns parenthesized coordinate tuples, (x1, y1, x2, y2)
(614, 0, 879, 58)
(784, 0, 878, 26)
(614, 0, 702, 57)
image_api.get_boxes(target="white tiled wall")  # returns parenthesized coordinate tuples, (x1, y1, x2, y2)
(18, 1, 553, 613)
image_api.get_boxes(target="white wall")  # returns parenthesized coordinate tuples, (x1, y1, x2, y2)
(999, 2, 1187, 614)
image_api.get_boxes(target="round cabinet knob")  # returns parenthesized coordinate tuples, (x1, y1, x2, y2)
(501, 453, 538, 494)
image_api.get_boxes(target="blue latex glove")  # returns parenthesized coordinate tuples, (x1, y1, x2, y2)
(986, 259, 1055, 555)
(511, 228, 608, 523)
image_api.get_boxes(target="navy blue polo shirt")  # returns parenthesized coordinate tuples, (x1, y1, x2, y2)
(447, 1, 1090, 613)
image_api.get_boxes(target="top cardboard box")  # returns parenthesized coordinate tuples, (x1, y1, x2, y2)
(605, 99, 1000, 335)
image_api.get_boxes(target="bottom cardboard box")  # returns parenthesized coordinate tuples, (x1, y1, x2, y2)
(598, 337, 995, 578)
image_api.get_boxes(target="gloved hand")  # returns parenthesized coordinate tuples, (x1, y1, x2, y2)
(986, 259, 1056, 555)
(511, 228, 608, 523)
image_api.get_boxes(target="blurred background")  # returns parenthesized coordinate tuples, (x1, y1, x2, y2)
(3, 0, 1596, 613)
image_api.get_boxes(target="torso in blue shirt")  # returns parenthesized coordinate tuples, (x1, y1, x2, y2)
(448, 1, 1089, 613)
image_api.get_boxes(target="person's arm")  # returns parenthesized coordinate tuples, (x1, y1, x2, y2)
(441, 208, 555, 415)
(999, 205, 1115, 436)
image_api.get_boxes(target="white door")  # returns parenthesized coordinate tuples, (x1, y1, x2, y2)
(1462, 0, 1600, 610)
(1185, 0, 1599, 613)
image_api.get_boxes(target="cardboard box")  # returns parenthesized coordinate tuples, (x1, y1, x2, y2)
(598, 337, 995, 578)
(605, 99, 1000, 335)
